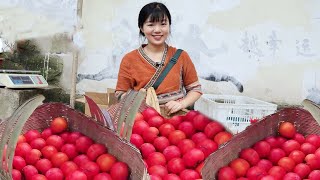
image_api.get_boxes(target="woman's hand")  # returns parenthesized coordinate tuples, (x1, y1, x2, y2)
(164, 100, 185, 115)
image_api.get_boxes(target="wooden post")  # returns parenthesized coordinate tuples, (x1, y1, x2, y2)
(70, 0, 83, 108)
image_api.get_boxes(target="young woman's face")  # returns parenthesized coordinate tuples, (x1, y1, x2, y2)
(141, 16, 170, 47)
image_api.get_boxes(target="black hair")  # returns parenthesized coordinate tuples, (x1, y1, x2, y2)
(138, 2, 171, 36)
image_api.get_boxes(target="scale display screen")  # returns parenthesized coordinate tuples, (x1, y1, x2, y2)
(9, 75, 34, 85)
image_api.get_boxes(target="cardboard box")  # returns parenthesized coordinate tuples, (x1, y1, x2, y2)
(76, 88, 117, 116)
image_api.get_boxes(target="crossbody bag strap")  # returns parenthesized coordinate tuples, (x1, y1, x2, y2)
(152, 49, 183, 90)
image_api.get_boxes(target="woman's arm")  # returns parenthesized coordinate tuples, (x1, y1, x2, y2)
(164, 91, 202, 114)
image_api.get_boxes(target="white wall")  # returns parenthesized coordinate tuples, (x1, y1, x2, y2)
(0, 0, 319, 105)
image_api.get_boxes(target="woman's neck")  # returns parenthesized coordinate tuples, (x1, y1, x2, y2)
(144, 43, 166, 53)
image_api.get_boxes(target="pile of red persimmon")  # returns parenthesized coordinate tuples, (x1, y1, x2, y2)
(130, 107, 233, 180)
(9, 117, 129, 180)
(218, 121, 320, 180)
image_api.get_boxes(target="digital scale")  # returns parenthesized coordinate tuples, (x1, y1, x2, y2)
(0, 70, 48, 89)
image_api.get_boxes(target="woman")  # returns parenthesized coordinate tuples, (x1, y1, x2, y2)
(116, 2, 202, 114)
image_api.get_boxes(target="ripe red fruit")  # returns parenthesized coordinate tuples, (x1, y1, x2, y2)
(278, 121, 296, 138)
(191, 132, 208, 145)
(294, 163, 311, 179)
(264, 136, 279, 148)
(50, 117, 68, 134)
(140, 143, 156, 159)
(41, 145, 58, 159)
(93, 173, 112, 180)
(41, 128, 53, 140)
(293, 133, 306, 144)
(110, 162, 129, 180)
(67, 131, 82, 144)
(130, 133, 144, 149)
(86, 143, 107, 161)
(132, 120, 150, 136)
(35, 158, 53, 174)
(204, 121, 224, 139)
(148, 165, 168, 178)
(283, 172, 300, 180)
(159, 123, 175, 137)
(214, 131, 232, 145)
(32, 174, 47, 180)
(229, 158, 250, 177)
(240, 148, 260, 166)
(182, 148, 205, 168)
(153, 136, 170, 152)
(180, 169, 200, 180)
(268, 148, 286, 164)
(167, 115, 183, 129)
(30, 138, 46, 150)
(24, 130, 41, 143)
(305, 154, 320, 170)
(281, 139, 301, 155)
(12, 169, 22, 180)
(163, 174, 181, 180)
(162, 145, 181, 161)
(51, 152, 69, 167)
(96, 153, 117, 172)
(148, 115, 165, 128)
(22, 165, 38, 180)
(61, 144, 78, 160)
(268, 166, 286, 179)
(246, 166, 267, 180)
(25, 149, 42, 165)
(46, 135, 64, 151)
(142, 107, 159, 121)
(73, 154, 90, 167)
(192, 114, 210, 132)
(256, 159, 273, 172)
(301, 142, 317, 155)
(167, 158, 185, 174)
(134, 112, 144, 121)
(178, 121, 196, 138)
(289, 150, 306, 164)
(65, 170, 87, 180)
(309, 170, 320, 179)
(60, 132, 70, 142)
(196, 139, 218, 158)
(142, 127, 159, 143)
(80, 161, 100, 179)
(75, 136, 94, 153)
(218, 166, 237, 180)
(15, 142, 32, 158)
(13, 156, 26, 171)
(17, 135, 26, 144)
(45, 167, 64, 180)
(168, 130, 186, 145)
(183, 110, 199, 122)
(60, 161, 78, 177)
(306, 134, 320, 148)
(253, 140, 271, 158)
(147, 152, 166, 167)
(178, 139, 196, 155)
(277, 157, 296, 172)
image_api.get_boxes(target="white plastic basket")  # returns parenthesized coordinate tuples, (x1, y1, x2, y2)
(194, 94, 278, 134)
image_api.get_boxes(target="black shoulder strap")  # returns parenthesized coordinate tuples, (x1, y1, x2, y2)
(152, 49, 183, 90)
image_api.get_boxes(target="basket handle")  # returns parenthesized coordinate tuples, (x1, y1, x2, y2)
(302, 99, 320, 125)
(84, 95, 115, 131)
(0, 95, 44, 178)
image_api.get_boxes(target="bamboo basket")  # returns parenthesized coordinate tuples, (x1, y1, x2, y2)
(0, 95, 148, 180)
(202, 103, 320, 180)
